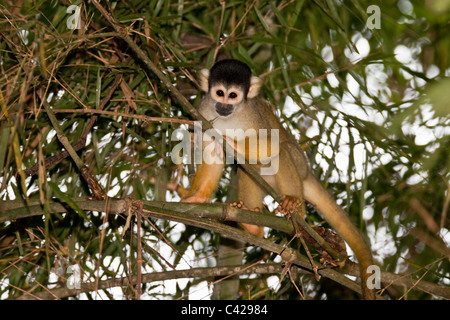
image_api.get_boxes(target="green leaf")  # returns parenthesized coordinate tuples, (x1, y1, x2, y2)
(48, 181, 89, 220)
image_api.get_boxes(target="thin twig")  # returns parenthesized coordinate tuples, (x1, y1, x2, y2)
(46, 108, 194, 125)
(14, 264, 284, 300)
(135, 201, 143, 300)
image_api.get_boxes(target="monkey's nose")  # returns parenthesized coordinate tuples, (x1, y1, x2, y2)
(215, 103, 234, 116)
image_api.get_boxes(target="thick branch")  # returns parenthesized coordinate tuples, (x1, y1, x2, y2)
(15, 264, 284, 300)
(0, 198, 292, 233)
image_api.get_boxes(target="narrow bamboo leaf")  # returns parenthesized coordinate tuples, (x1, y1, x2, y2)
(48, 181, 89, 220)
(253, 6, 274, 36)
(96, 68, 101, 109)
(111, 121, 148, 145)
(0, 126, 10, 172)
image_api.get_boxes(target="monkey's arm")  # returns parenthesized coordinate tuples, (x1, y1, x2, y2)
(182, 162, 224, 203)
(182, 133, 225, 203)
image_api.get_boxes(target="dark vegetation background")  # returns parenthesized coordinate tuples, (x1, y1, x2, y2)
(0, 0, 449, 300)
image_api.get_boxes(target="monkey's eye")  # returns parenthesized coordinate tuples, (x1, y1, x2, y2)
(229, 92, 237, 99)
(216, 90, 224, 97)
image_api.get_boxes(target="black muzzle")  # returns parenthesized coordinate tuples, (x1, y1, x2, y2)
(215, 103, 234, 116)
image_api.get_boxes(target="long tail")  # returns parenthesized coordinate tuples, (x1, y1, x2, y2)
(303, 173, 376, 300)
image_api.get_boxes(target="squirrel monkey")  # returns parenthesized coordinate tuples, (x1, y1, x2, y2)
(182, 59, 375, 300)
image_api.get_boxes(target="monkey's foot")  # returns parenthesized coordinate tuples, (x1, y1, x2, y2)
(230, 200, 260, 212)
(240, 223, 264, 237)
(231, 201, 263, 237)
(181, 194, 209, 203)
(315, 227, 347, 267)
(275, 195, 302, 215)
(298, 226, 347, 267)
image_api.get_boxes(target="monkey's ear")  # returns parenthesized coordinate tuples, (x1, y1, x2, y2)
(247, 76, 262, 99)
(199, 69, 210, 92)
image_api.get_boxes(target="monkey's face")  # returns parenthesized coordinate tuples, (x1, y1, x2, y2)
(198, 60, 262, 119)
(209, 84, 245, 117)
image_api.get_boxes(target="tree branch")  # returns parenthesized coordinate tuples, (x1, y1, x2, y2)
(14, 264, 285, 300)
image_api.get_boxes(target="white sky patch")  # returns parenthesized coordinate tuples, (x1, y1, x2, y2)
(327, 71, 339, 88)
(344, 33, 370, 63)
(321, 45, 334, 63)
(283, 95, 299, 117)
(365, 63, 391, 102)
(346, 73, 360, 98)
(426, 64, 440, 78)
(335, 151, 349, 173)
(267, 275, 280, 291)
(188, 281, 212, 300)
(394, 44, 412, 64)
(400, 104, 438, 146)
(353, 143, 367, 180)
(398, 0, 414, 16)
(310, 85, 322, 98)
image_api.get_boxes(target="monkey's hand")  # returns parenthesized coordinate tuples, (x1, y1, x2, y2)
(275, 195, 303, 216)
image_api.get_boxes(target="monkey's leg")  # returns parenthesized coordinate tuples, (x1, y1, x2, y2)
(237, 167, 265, 237)
(182, 162, 224, 203)
(274, 147, 307, 216)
